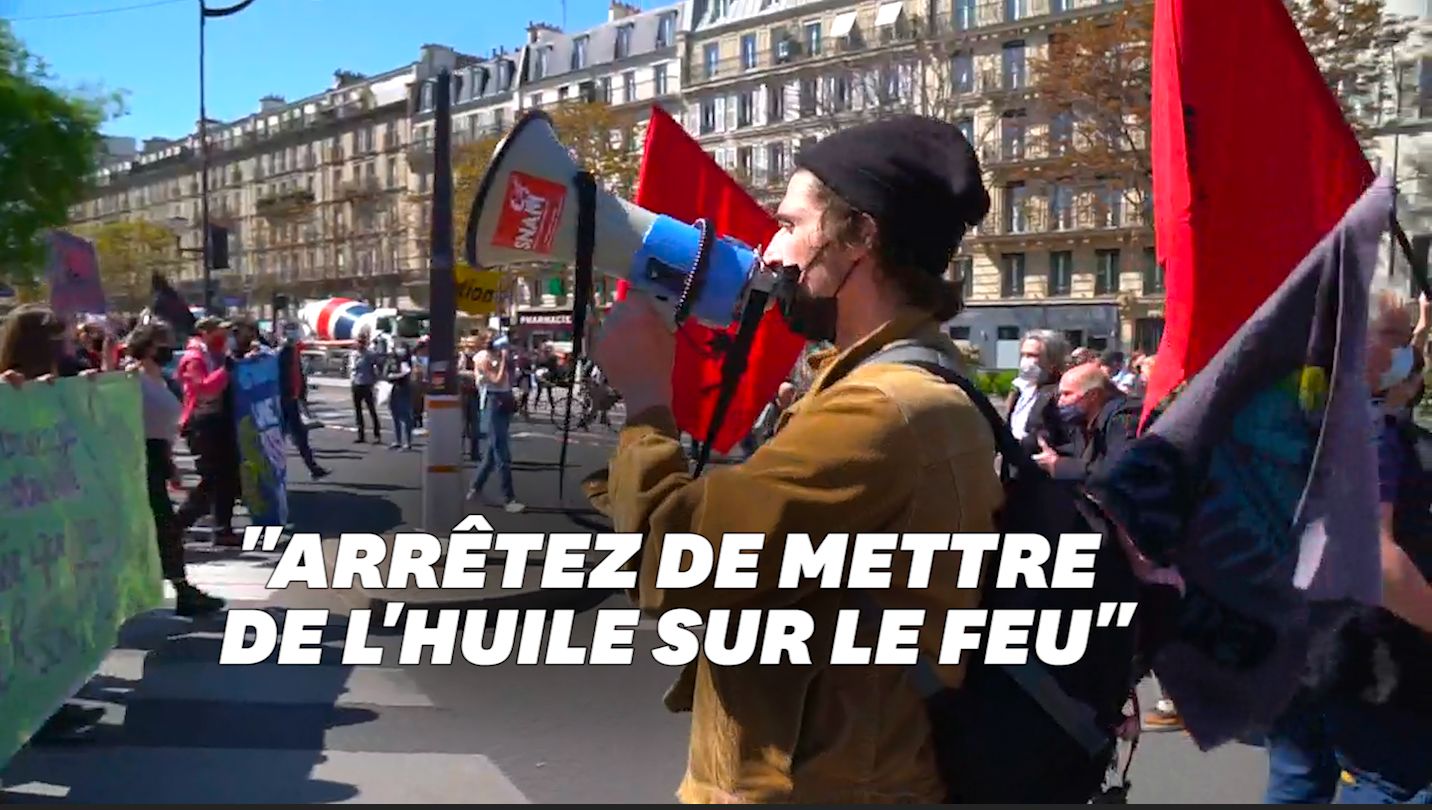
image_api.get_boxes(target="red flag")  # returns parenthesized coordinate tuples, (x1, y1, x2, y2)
(1145, 0, 1374, 422)
(630, 106, 806, 452)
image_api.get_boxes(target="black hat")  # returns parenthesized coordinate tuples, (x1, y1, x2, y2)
(794, 115, 990, 275)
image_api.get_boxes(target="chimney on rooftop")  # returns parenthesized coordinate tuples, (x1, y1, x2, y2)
(608, 1, 640, 21)
(526, 21, 562, 43)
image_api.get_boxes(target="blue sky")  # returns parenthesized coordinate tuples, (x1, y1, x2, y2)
(4, 0, 661, 141)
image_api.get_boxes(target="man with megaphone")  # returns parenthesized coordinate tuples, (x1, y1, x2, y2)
(587, 117, 1002, 803)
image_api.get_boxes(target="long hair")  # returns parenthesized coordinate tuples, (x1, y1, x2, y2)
(0, 304, 67, 379)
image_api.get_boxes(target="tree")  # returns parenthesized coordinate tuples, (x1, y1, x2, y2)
(0, 21, 123, 284)
(84, 219, 179, 311)
(1024, 0, 1415, 213)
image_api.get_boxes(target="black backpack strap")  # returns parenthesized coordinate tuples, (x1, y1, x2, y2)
(855, 342, 1041, 479)
(853, 342, 1113, 759)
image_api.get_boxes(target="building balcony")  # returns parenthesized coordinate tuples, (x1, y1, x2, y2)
(973, 199, 1150, 242)
(689, 26, 923, 90)
(339, 177, 385, 203)
(406, 136, 434, 170)
(256, 188, 316, 221)
(931, 0, 1116, 37)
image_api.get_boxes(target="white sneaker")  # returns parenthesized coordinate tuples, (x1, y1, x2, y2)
(504, 501, 526, 513)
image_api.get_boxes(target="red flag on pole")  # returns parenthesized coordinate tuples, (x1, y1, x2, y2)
(624, 105, 806, 451)
(1144, 0, 1374, 423)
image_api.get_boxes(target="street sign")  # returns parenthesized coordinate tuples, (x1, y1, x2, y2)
(454, 263, 501, 316)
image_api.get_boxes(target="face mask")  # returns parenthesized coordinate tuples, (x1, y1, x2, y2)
(1378, 345, 1415, 393)
(1018, 357, 1042, 382)
(1058, 403, 1086, 425)
(154, 346, 175, 365)
(772, 244, 853, 343)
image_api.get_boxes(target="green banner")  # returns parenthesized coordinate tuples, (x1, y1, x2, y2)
(0, 374, 164, 768)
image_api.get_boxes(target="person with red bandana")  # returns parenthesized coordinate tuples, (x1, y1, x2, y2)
(174, 316, 242, 546)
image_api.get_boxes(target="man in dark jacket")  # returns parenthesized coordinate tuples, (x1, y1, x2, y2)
(1034, 362, 1141, 484)
(275, 328, 328, 479)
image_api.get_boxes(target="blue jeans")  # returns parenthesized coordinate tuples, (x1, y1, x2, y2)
(1265, 699, 1340, 803)
(469, 398, 514, 502)
(389, 388, 414, 447)
(465, 391, 483, 460)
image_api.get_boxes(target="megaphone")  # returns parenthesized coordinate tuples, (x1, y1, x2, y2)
(464, 110, 781, 330)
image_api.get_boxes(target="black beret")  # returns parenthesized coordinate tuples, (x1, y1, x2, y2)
(794, 115, 991, 275)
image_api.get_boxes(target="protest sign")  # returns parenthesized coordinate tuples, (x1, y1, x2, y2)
(0, 374, 163, 768)
(45, 230, 106, 319)
(455, 263, 502, 316)
(231, 354, 289, 527)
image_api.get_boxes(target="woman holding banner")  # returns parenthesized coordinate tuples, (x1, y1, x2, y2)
(127, 322, 225, 617)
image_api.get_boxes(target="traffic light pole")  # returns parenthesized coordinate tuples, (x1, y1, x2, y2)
(421, 69, 466, 534)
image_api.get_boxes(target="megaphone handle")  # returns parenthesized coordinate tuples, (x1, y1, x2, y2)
(693, 283, 772, 477)
(558, 169, 599, 501)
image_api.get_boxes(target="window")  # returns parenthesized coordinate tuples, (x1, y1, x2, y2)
(600, 76, 612, 104)
(1064, 330, 1084, 348)
(951, 52, 974, 93)
(737, 90, 754, 127)
(1099, 186, 1124, 227)
(828, 74, 851, 112)
(1051, 0, 1072, 12)
(572, 37, 589, 70)
(657, 12, 676, 47)
(881, 66, 900, 104)
(767, 82, 785, 121)
(950, 326, 972, 341)
(799, 77, 818, 116)
(1004, 182, 1028, 233)
(615, 24, 633, 59)
(529, 92, 543, 108)
(804, 21, 822, 56)
(704, 43, 720, 79)
(1005, 0, 1026, 22)
(700, 99, 717, 133)
(798, 135, 817, 157)
(1049, 110, 1074, 155)
(956, 116, 974, 146)
(1001, 112, 1026, 161)
(1049, 182, 1073, 230)
(772, 27, 794, 63)
(1095, 249, 1121, 294)
(623, 71, 637, 103)
(1142, 247, 1164, 294)
(532, 47, 549, 80)
(997, 325, 1020, 341)
(1001, 253, 1026, 298)
(954, 0, 976, 30)
(766, 141, 786, 184)
(737, 146, 753, 180)
(1048, 250, 1072, 295)
(741, 34, 758, 70)
(1002, 41, 1027, 90)
(954, 255, 974, 299)
(558, 86, 570, 102)
(1135, 318, 1165, 354)
(653, 64, 669, 95)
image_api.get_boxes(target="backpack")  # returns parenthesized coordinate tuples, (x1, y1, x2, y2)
(855, 343, 1145, 804)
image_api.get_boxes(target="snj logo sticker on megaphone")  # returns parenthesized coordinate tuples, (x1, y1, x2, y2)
(494, 171, 568, 255)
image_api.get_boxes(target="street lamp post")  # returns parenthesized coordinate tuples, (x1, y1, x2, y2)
(197, 0, 258, 315)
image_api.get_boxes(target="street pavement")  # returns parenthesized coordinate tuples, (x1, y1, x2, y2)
(1, 383, 1273, 803)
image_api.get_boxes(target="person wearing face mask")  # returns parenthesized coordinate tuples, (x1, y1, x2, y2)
(126, 322, 225, 616)
(173, 316, 242, 546)
(1031, 362, 1141, 485)
(385, 345, 416, 451)
(583, 115, 1003, 804)
(1004, 329, 1069, 454)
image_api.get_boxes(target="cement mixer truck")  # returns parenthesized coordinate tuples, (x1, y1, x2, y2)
(294, 297, 429, 375)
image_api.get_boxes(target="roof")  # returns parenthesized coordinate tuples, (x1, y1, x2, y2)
(523, 3, 684, 85)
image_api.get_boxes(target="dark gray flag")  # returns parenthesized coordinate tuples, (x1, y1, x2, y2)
(1088, 175, 1394, 749)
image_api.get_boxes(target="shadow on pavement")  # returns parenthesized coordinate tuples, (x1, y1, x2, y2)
(290, 489, 403, 537)
(1, 609, 372, 803)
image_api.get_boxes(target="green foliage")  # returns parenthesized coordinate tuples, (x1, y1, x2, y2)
(0, 20, 125, 285)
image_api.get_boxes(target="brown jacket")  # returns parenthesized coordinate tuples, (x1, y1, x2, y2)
(586, 311, 1004, 803)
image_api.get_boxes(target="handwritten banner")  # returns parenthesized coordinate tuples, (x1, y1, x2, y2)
(455, 264, 502, 316)
(232, 354, 288, 527)
(45, 230, 106, 319)
(0, 374, 163, 768)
